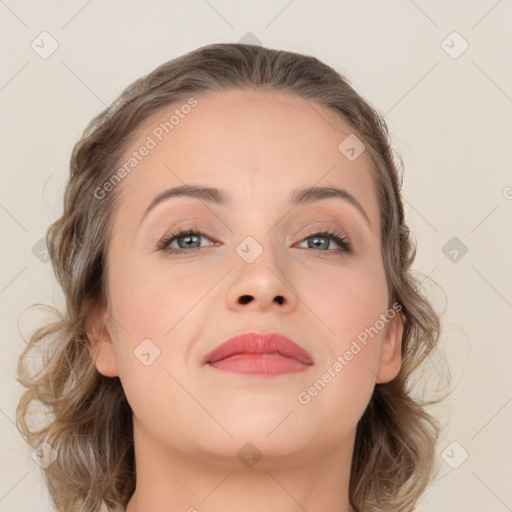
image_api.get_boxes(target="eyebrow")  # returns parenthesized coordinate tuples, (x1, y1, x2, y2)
(139, 184, 371, 227)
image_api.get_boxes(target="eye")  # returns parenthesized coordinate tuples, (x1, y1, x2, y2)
(295, 229, 351, 254)
(156, 226, 351, 255)
(157, 225, 216, 254)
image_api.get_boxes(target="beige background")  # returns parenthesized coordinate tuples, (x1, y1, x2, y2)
(1, 1, 511, 511)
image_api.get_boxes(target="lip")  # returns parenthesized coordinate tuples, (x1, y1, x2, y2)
(202, 332, 314, 375)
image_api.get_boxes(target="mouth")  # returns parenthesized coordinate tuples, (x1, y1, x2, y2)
(202, 331, 314, 376)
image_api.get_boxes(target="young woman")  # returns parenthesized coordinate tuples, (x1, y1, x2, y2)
(17, 43, 444, 512)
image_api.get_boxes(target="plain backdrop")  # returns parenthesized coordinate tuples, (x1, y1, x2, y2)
(1, 1, 511, 511)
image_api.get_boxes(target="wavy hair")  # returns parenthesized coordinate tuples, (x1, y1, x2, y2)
(17, 43, 447, 512)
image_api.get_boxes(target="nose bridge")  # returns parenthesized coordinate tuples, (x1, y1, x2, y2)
(225, 227, 297, 311)
(230, 207, 283, 267)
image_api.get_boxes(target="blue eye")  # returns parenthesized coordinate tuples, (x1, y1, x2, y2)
(157, 226, 351, 255)
(157, 226, 214, 254)
(295, 229, 351, 253)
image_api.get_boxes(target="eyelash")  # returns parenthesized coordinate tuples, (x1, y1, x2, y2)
(157, 224, 352, 256)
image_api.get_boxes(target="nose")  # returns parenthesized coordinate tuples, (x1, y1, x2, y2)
(224, 238, 298, 313)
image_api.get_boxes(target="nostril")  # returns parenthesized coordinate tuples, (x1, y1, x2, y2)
(237, 295, 285, 305)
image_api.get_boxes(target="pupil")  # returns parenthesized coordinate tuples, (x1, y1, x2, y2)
(311, 236, 328, 250)
(182, 234, 199, 248)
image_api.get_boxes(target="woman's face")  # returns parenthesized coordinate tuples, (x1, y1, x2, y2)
(89, 87, 402, 466)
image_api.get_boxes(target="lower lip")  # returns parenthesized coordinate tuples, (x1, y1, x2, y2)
(207, 354, 312, 375)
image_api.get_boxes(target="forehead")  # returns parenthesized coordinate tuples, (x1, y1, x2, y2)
(111, 87, 380, 234)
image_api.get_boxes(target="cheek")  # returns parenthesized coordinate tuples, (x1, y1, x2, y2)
(109, 257, 207, 333)
(295, 270, 387, 438)
(299, 255, 389, 341)
(107, 257, 219, 381)
(297, 257, 389, 398)
(106, 260, 202, 424)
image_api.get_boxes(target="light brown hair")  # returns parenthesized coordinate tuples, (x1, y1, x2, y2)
(17, 43, 446, 512)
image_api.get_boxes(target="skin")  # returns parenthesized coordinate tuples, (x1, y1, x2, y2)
(86, 88, 403, 512)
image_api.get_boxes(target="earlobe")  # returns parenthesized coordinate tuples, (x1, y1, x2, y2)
(85, 306, 119, 378)
(375, 311, 404, 384)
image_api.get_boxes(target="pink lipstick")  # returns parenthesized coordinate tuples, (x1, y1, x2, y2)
(202, 332, 313, 376)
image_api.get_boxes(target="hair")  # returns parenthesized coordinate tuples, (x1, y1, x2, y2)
(17, 43, 447, 512)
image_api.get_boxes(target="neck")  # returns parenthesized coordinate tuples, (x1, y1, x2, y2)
(125, 423, 357, 512)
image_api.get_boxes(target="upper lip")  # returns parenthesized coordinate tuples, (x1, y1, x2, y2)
(202, 332, 314, 365)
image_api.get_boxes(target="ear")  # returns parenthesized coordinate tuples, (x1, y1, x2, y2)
(84, 305, 119, 377)
(375, 310, 404, 384)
